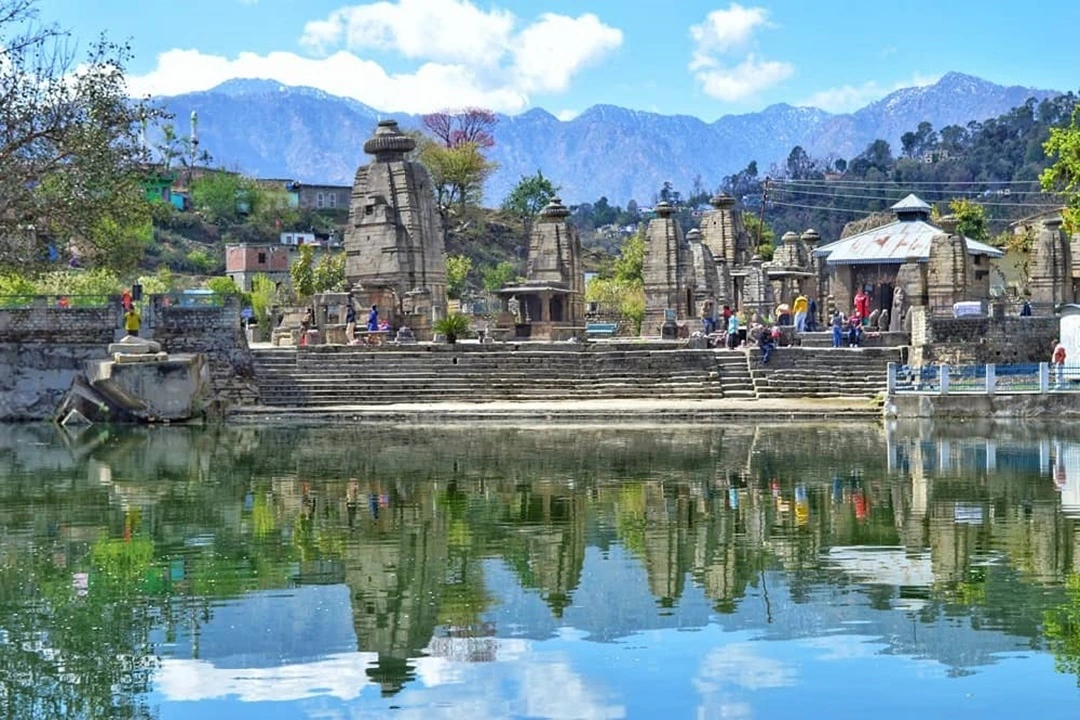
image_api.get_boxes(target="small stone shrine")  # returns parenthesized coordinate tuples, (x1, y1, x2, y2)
(643, 202, 695, 335)
(1029, 216, 1075, 307)
(344, 120, 447, 339)
(497, 198, 584, 340)
(926, 215, 971, 312)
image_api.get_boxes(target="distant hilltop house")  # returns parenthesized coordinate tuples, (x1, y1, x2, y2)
(253, 180, 351, 211)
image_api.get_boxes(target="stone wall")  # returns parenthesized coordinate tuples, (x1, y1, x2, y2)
(909, 307, 1059, 365)
(0, 296, 258, 421)
(0, 301, 119, 420)
(148, 295, 259, 411)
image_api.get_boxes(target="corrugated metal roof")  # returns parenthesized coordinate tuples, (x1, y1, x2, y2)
(891, 193, 932, 211)
(814, 220, 1004, 265)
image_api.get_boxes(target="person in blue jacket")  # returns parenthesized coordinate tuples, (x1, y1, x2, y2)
(367, 305, 379, 332)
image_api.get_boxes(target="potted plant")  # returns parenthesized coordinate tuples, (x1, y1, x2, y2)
(433, 313, 470, 344)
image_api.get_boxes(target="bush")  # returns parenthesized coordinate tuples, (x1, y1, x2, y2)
(433, 313, 470, 343)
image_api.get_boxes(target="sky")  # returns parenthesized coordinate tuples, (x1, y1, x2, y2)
(38, 0, 1080, 119)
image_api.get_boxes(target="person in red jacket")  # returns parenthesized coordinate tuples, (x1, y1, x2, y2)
(853, 288, 870, 323)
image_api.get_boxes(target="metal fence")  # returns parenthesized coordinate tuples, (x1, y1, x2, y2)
(890, 362, 1077, 395)
(0, 294, 115, 309)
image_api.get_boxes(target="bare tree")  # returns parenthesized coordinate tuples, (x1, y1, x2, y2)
(0, 0, 165, 272)
(421, 108, 498, 149)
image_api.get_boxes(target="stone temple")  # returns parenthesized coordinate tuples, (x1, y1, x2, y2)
(344, 120, 447, 337)
(497, 197, 584, 340)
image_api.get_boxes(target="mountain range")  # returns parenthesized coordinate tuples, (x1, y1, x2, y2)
(157, 72, 1059, 205)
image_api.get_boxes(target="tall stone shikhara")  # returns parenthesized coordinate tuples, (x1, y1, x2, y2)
(345, 120, 447, 332)
(643, 202, 695, 334)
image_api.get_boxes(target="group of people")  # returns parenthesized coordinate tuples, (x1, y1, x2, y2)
(299, 303, 386, 346)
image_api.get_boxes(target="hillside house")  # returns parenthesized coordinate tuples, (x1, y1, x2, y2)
(296, 183, 350, 211)
(225, 244, 290, 291)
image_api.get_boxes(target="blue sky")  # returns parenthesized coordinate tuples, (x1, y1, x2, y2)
(40, 0, 1080, 119)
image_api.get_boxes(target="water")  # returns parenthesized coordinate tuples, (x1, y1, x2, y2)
(2, 421, 1080, 719)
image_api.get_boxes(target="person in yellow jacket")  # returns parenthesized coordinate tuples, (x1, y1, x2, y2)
(793, 293, 809, 332)
(124, 307, 141, 337)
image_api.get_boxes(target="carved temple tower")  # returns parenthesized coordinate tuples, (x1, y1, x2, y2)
(643, 202, 695, 335)
(344, 120, 447, 336)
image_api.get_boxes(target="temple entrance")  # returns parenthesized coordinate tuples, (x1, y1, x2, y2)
(876, 282, 894, 317)
(550, 296, 564, 322)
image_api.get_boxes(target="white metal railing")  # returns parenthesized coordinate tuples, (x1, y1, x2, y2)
(888, 362, 1080, 395)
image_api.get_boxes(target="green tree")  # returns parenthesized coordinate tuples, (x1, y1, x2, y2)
(613, 230, 645, 284)
(312, 251, 346, 292)
(0, 1, 166, 273)
(190, 172, 246, 225)
(205, 275, 243, 297)
(1041, 106, 1080, 233)
(290, 244, 316, 298)
(743, 214, 775, 260)
(250, 273, 278, 341)
(446, 254, 473, 300)
(502, 170, 559, 234)
(418, 140, 497, 214)
(944, 198, 989, 243)
(481, 261, 518, 293)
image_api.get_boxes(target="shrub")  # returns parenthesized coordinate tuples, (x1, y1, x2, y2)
(433, 313, 470, 343)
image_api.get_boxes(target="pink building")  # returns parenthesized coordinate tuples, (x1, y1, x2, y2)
(225, 244, 290, 291)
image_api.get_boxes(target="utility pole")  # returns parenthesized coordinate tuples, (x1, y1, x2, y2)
(756, 177, 770, 249)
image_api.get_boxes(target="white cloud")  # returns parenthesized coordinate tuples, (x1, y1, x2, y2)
(556, 109, 580, 122)
(695, 54, 794, 102)
(689, 3, 771, 70)
(799, 72, 942, 113)
(688, 4, 792, 101)
(512, 13, 622, 94)
(157, 652, 378, 702)
(130, 1, 622, 114)
(300, 0, 514, 66)
(127, 49, 530, 113)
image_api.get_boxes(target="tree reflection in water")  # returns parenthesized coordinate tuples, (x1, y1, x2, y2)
(0, 421, 1080, 711)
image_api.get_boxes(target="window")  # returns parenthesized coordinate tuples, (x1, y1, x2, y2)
(316, 192, 325, 209)
(328, 192, 337, 209)
(257, 252, 266, 264)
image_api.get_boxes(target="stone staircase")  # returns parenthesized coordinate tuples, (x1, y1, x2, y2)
(747, 347, 901, 399)
(250, 346, 757, 407)
(714, 351, 757, 399)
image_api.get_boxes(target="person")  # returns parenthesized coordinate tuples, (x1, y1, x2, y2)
(726, 312, 740, 349)
(721, 305, 732, 324)
(1021, 299, 1033, 317)
(345, 302, 356, 341)
(807, 298, 817, 332)
(1053, 338, 1067, 388)
(848, 314, 862, 347)
(367, 304, 379, 332)
(792, 293, 809, 332)
(758, 324, 776, 364)
(775, 303, 791, 326)
(121, 288, 133, 312)
(854, 287, 870, 322)
(124, 306, 141, 337)
(300, 306, 314, 346)
(831, 311, 844, 348)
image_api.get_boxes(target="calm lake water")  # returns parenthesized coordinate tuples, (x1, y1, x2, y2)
(3, 421, 1080, 719)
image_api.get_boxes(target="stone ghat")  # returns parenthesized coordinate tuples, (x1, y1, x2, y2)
(248, 344, 899, 409)
(251, 346, 741, 407)
(747, 347, 903, 399)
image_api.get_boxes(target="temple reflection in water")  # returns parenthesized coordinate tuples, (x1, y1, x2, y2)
(3, 421, 1080, 715)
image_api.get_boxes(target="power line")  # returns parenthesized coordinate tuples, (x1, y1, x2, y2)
(772, 186, 1060, 204)
(771, 177, 1045, 187)
(767, 200, 881, 215)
